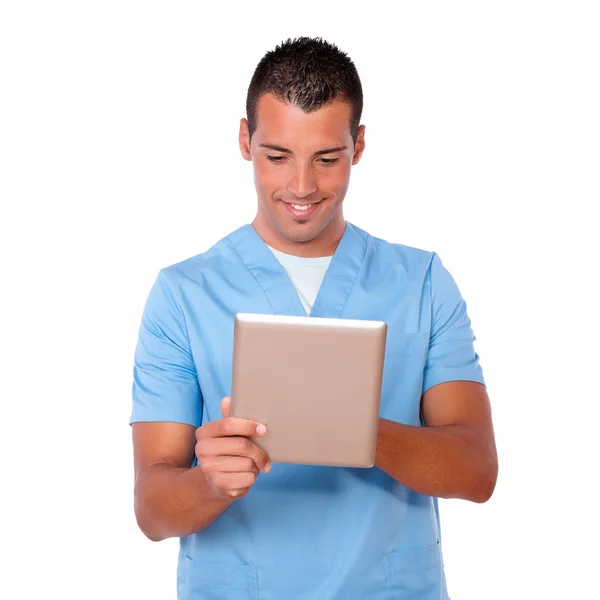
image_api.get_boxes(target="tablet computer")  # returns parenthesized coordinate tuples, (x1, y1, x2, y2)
(230, 313, 387, 468)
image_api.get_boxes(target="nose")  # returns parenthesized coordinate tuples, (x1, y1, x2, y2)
(288, 163, 317, 199)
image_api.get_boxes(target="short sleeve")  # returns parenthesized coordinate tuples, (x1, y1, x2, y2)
(422, 253, 486, 394)
(130, 269, 202, 427)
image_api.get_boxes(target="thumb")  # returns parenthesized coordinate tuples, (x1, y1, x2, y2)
(221, 396, 231, 419)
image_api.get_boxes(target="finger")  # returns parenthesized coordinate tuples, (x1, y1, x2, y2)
(221, 396, 231, 419)
(200, 456, 259, 475)
(210, 471, 258, 495)
(205, 476, 251, 500)
(196, 437, 272, 473)
(226, 488, 250, 499)
(197, 416, 267, 441)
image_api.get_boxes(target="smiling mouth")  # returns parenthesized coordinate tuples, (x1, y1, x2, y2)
(282, 200, 322, 219)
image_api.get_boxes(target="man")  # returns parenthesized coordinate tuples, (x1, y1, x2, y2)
(131, 36, 498, 599)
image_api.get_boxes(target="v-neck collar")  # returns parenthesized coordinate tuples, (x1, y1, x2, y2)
(226, 222, 368, 318)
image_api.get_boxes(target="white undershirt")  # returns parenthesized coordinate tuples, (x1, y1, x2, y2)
(267, 245, 333, 315)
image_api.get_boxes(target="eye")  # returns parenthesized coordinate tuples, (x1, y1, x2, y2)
(267, 155, 286, 163)
(319, 158, 339, 166)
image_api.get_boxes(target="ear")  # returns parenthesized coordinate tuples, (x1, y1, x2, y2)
(239, 118, 252, 161)
(351, 124, 366, 165)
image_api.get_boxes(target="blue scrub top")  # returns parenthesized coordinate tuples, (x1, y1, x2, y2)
(131, 222, 485, 600)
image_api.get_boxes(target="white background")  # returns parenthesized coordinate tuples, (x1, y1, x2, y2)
(1, 1, 598, 598)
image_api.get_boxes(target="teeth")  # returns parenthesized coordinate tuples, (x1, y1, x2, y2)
(291, 204, 312, 210)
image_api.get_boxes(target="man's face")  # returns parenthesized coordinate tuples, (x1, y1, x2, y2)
(239, 93, 365, 255)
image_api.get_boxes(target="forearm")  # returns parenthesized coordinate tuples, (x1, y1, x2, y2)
(375, 418, 497, 503)
(134, 463, 233, 541)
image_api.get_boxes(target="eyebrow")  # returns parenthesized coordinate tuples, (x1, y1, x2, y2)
(258, 143, 348, 156)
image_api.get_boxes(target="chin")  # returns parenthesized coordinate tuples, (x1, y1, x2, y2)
(286, 231, 321, 244)
(277, 225, 318, 244)
(260, 200, 339, 244)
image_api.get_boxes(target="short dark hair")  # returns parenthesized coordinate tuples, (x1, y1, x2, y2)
(246, 37, 363, 145)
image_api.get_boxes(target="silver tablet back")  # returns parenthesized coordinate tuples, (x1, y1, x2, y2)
(230, 313, 387, 468)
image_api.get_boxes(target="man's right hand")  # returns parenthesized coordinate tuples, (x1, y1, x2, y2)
(195, 396, 271, 500)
